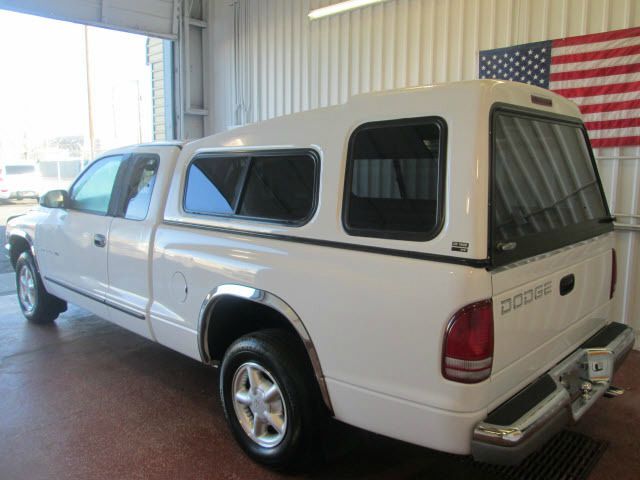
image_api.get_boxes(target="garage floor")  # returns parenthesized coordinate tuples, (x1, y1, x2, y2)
(0, 264, 638, 479)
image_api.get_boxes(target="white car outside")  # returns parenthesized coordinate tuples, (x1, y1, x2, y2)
(0, 164, 46, 200)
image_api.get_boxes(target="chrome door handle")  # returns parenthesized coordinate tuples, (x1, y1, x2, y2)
(94, 234, 106, 248)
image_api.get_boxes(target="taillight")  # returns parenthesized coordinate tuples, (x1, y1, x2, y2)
(610, 248, 617, 299)
(442, 299, 494, 383)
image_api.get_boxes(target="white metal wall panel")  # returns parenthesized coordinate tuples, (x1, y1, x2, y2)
(0, 0, 179, 39)
(222, 0, 640, 124)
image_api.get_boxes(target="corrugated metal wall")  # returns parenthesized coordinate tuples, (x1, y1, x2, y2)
(211, 0, 640, 343)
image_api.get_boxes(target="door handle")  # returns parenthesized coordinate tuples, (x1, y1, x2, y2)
(560, 274, 575, 296)
(94, 234, 106, 248)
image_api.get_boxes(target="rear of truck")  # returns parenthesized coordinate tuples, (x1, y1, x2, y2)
(465, 92, 635, 464)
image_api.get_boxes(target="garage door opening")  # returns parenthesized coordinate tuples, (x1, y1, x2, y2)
(0, 9, 173, 202)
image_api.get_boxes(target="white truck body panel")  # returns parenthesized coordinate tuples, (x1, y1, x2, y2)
(37, 210, 113, 319)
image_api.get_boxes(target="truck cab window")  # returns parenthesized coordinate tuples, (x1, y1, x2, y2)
(69, 155, 125, 215)
(123, 155, 160, 221)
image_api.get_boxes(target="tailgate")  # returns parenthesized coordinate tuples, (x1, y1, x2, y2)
(492, 233, 614, 376)
(488, 105, 616, 396)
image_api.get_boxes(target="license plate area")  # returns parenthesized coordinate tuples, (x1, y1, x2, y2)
(583, 348, 613, 382)
(552, 348, 613, 422)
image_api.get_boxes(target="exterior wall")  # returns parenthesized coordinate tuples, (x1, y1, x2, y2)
(208, 0, 640, 344)
(147, 38, 168, 141)
(146, 38, 175, 141)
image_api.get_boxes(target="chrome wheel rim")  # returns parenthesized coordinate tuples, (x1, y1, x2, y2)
(18, 265, 36, 313)
(231, 362, 287, 448)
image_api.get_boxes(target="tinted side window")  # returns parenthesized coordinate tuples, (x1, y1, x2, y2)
(123, 155, 159, 221)
(238, 155, 315, 222)
(183, 151, 318, 225)
(184, 156, 249, 215)
(70, 155, 124, 215)
(344, 119, 445, 240)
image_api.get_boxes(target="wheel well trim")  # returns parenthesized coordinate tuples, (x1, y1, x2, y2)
(198, 284, 333, 413)
(8, 230, 38, 268)
(9, 229, 34, 248)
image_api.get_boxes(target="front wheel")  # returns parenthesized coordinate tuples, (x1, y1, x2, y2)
(15, 251, 66, 324)
(220, 329, 321, 469)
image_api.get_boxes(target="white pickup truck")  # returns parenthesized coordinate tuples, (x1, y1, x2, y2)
(5, 80, 635, 469)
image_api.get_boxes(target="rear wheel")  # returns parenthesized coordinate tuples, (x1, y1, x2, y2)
(220, 329, 321, 469)
(15, 251, 66, 324)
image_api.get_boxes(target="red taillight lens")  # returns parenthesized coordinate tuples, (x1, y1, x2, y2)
(442, 299, 494, 383)
(610, 248, 617, 299)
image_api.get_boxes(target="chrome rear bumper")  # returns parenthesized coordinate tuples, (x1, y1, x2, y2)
(472, 322, 635, 465)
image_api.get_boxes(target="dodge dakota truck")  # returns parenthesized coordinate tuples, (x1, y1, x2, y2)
(6, 80, 635, 468)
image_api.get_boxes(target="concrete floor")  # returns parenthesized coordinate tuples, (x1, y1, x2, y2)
(0, 284, 638, 480)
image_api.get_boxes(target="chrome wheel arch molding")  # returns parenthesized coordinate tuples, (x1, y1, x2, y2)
(8, 229, 36, 255)
(7, 229, 40, 270)
(198, 284, 333, 413)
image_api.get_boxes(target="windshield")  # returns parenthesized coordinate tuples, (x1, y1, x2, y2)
(491, 107, 612, 267)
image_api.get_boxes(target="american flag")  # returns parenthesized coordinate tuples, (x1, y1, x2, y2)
(479, 27, 640, 148)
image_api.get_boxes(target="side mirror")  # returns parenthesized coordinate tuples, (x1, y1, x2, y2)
(39, 190, 69, 209)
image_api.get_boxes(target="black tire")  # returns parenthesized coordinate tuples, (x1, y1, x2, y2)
(15, 251, 66, 324)
(220, 329, 321, 470)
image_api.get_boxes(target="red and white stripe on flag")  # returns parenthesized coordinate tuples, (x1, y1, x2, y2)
(549, 27, 640, 148)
